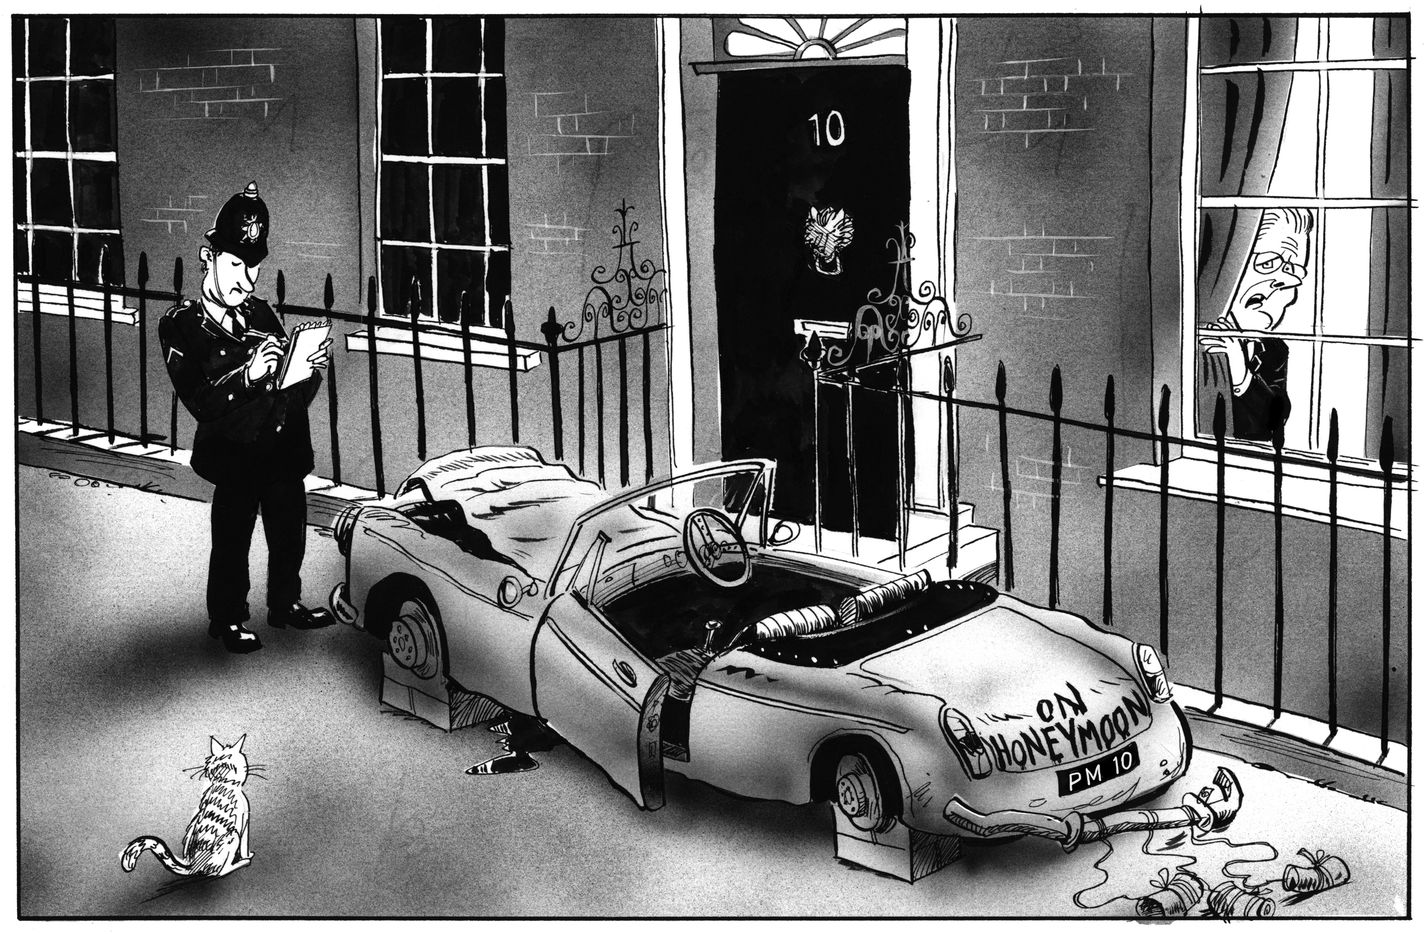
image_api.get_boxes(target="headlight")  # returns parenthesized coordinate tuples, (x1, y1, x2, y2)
(333, 504, 362, 557)
(1135, 644, 1173, 703)
(940, 707, 993, 779)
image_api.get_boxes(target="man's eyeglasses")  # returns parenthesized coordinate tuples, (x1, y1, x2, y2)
(1250, 252, 1306, 278)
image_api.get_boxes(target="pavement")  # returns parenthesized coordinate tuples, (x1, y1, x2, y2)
(15, 466, 1409, 917)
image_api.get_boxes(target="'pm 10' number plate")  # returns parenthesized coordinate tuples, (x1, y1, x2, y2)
(1056, 742, 1140, 796)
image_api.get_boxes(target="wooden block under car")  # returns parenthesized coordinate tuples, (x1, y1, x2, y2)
(380, 652, 506, 731)
(833, 809, 962, 882)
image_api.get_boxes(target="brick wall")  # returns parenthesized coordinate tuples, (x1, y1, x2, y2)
(505, 19, 662, 330)
(115, 18, 361, 309)
(527, 91, 637, 162)
(135, 48, 284, 121)
(967, 56, 1131, 146)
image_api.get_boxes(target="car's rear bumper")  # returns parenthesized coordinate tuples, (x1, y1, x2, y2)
(945, 766, 1243, 851)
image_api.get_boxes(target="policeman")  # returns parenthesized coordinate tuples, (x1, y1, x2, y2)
(159, 181, 334, 653)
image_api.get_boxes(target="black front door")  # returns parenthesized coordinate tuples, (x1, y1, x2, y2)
(714, 65, 910, 538)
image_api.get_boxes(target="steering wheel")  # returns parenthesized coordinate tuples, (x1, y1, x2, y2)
(682, 508, 752, 589)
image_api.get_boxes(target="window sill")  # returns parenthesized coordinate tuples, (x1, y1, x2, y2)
(1104, 455, 1408, 539)
(345, 325, 541, 371)
(17, 283, 137, 325)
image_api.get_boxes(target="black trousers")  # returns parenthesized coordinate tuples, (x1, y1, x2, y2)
(207, 476, 307, 625)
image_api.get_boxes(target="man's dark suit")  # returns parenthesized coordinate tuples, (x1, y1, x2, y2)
(1232, 337, 1291, 442)
(159, 297, 321, 626)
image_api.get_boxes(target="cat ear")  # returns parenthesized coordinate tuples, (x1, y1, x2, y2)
(234, 734, 246, 752)
(210, 735, 222, 756)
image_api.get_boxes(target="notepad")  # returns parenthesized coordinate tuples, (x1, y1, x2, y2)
(276, 320, 332, 389)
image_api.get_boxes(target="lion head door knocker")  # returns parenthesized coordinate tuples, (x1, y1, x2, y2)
(804, 206, 854, 276)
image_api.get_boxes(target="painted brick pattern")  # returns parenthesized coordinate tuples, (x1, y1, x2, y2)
(139, 193, 210, 236)
(983, 434, 1090, 512)
(528, 91, 636, 162)
(968, 56, 1129, 146)
(525, 212, 589, 256)
(972, 224, 1112, 321)
(136, 48, 283, 121)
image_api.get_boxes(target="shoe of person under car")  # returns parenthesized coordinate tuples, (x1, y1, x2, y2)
(209, 620, 264, 653)
(267, 602, 336, 630)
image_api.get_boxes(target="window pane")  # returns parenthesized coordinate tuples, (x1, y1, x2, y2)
(380, 161, 429, 241)
(68, 17, 114, 75)
(485, 163, 510, 243)
(431, 17, 484, 72)
(14, 158, 28, 225)
(1366, 208, 1407, 339)
(31, 228, 72, 280)
(31, 159, 72, 226)
(76, 232, 123, 286)
(1323, 71, 1377, 198)
(1364, 344, 1408, 463)
(25, 18, 67, 77)
(482, 18, 504, 74)
(381, 78, 427, 156)
(1199, 16, 1301, 67)
(435, 249, 483, 325)
(1196, 207, 1317, 333)
(485, 249, 511, 327)
(380, 244, 432, 320)
(12, 71, 24, 147)
(1371, 70, 1408, 199)
(1326, 16, 1377, 61)
(1199, 72, 1317, 198)
(381, 17, 426, 74)
(432, 164, 486, 245)
(431, 78, 482, 157)
(69, 81, 114, 151)
(28, 82, 68, 151)
(1374, 16, 1408, 58)
(73, 160, 118, 228)
(483, 77, 507, 159)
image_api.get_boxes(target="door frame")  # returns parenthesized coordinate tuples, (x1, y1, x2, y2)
(672, 18, 960, 516)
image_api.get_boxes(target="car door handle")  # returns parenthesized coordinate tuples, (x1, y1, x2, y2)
(613, 660, 638, 688)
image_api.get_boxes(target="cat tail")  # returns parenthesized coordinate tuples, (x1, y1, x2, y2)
(121, 836, 197, 876)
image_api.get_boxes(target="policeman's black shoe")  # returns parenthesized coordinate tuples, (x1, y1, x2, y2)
(208, 620, 264, 654)
(268, 602, 336, 630)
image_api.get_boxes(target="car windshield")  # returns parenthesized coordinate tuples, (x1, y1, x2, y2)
(550, 463, 768, 599)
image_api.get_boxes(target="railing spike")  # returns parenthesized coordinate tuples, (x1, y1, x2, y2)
(324, 273, 334, 312)
(138, 252, 149, 288)
(1103, 373, 1115, 419)
(1049, 365, 1062, 412)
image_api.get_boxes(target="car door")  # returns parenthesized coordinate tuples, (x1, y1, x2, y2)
(531, 533, 669, 809)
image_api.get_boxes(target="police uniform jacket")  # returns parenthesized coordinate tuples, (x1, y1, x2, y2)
(159, 297, 321, 486)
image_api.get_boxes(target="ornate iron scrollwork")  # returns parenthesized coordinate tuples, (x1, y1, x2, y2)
(819, 221, 974, 375)
(556, 200, 667, 344)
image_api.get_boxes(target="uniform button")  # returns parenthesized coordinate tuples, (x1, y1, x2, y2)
(220, 349, 226, 356)
(276, 425, 283, 433)
(227, 393, 234, 401)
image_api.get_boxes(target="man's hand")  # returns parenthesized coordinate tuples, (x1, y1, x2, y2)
(1200, 316, 1249, 394)
(245, 335, 284, 383)
(305, 337, 333, 371)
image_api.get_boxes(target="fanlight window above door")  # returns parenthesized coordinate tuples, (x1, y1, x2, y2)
(723, 17, 906, 61)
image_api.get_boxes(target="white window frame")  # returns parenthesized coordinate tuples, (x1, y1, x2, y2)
(374, 15, 510, 329)
(1180, 15, 1410, 472)
(14, 16, 131, 322)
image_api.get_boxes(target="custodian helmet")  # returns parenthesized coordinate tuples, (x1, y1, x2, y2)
(205, 180, 270, 266)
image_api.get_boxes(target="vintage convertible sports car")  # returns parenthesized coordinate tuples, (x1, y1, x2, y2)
(329, 447, 1242, 880)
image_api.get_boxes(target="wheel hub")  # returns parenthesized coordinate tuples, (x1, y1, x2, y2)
(837, 773, 869, 818)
